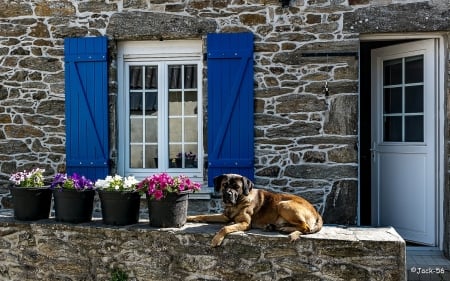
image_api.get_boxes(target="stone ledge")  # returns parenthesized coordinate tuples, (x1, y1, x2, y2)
(0, 215, 405, 281)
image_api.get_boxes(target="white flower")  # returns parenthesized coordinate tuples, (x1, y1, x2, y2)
(124, 176, 138, 189)
(95, 179, 107, 188)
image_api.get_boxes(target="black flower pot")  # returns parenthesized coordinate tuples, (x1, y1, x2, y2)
(53, 189, 95, 223)
(10, 187, 52, 221)
(98, 190, 141, 226)
(147, 192, 189, 228)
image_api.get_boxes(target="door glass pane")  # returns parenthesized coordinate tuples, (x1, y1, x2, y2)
(384, 87, 402, 114)
(405, 116, 423, 142)
(384, 116, 402, 142)
(405, 55, 423, 84)
(382, 56, 424, 143)
(384, 59, 402, 85)
(405, 85, 423, 113)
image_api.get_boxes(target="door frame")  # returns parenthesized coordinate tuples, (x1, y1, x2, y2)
(359, 33, 448, 250)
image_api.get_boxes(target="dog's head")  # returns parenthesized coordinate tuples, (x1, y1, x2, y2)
(213, 174, 254, 205)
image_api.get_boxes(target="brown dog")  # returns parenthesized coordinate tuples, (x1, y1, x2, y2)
(187, 173, 323, 247)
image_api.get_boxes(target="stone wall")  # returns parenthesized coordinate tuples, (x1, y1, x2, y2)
(0, 0, 449, 228)
(0, 215, 406, 281)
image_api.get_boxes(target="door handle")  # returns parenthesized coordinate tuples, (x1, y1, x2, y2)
(370, 142, 377, 162)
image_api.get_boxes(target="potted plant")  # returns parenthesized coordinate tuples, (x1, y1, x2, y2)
(95, 175, 141, 226)
(50, 173, 95, 223)
(137, 173, 201, 228)
(9, 168, 52, 221)
(175, 152, 197, 168)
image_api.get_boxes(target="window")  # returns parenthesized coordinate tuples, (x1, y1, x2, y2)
(117, 41, 203, 180)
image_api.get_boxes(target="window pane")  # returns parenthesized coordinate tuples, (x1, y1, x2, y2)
(184, 91, 198, 116)
(130, 92, 142, 115)
(168, 65, 182, 89)
(169, 91, 182, 116)
(170, 145, 198, 168)
(130, 145, 143, 168)
(130, 118, 143, 142)
(145, 66, 158, 89)
(405, 55, 423, 84)
(145, 92, 158, 114)
(169, 117, 182, 142)
(145, 145, 158, 168)
(184, 117, 198, 142)
(184, 145, 198, 168)
(169, 144, 182, 168)
(405, 116, 423, 142)
(405, 85, 423, 113)
(384, 116, 402, 142)
(384, 59, 402, 86)
(184, 65, 197, 88)
(145, 118, 158, 142)
(129, 66, 142, 90)
(384, 87, 402, 114)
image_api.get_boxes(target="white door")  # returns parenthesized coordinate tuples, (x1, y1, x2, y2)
(371, 40, 437, 245)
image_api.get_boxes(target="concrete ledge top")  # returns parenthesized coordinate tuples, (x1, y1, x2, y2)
(0, 210, 404, 244)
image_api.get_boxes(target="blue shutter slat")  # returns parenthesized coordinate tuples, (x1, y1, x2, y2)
(207, 33, 254, 186)
(64, 36, 109, 181)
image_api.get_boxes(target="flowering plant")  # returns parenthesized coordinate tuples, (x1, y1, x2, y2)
(137, 172, 201, 200)
(95, 175, 139, 192)
(9, 168, 46, 188)
(50, 173, 94, 191)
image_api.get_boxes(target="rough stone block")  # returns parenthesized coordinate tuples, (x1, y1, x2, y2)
(0, 215, 405, 281)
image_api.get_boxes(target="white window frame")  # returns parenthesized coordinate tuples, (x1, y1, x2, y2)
(117, 40, 204, 181)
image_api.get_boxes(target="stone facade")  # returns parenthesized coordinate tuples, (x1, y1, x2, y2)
(0, 0, 449, 256)
(0, 216, 406, 281)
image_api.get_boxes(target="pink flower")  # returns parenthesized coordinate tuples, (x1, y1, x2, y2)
(138, 173, 201, 200)
(153, 190, 164, 200)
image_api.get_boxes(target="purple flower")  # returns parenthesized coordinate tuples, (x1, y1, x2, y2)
(51, 173, 94, 190)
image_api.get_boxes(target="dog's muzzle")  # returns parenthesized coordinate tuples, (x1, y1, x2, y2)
(222, 189, 238, 205)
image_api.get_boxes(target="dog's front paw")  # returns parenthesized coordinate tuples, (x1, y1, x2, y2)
(288, 231, 301, 242)
(211, 233, 224, 247)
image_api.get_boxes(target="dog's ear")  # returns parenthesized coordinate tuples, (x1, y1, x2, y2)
(241, 176, 254, 196)
(213, 175, 225, 192)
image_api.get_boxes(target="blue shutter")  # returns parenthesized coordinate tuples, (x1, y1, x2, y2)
(207, 33, 254, 186)
(64, 37, 109, 181)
